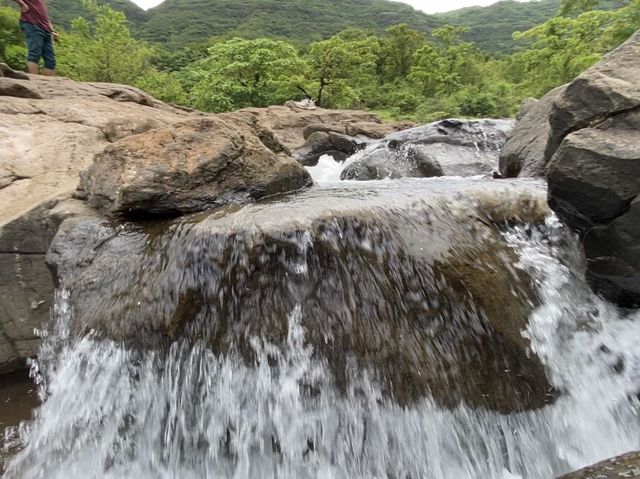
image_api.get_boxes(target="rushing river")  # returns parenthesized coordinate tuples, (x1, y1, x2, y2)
(2, 163, 640, 478)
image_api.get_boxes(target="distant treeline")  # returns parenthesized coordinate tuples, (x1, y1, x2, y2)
(1, 0, 638, 120)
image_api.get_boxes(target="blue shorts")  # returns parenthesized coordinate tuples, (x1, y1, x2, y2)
(19, 21, 56, 70)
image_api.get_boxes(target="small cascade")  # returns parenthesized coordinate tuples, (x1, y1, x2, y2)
(3, 179, 639, 479)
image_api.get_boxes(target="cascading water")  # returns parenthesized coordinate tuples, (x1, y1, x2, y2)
(3, 175, 639, 479)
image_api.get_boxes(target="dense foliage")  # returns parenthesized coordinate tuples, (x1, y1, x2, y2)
(3, 0, 624, 53)
(435, 0, 625, 54)
(0, 0, 638, 122)
(0, 5, 25, 68)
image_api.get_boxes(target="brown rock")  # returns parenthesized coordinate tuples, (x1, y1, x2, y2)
(0, 63, 29, 80)
(80, 117, 313, 216)
(0, 78, 43, 99)
(0, 76, 187, 373)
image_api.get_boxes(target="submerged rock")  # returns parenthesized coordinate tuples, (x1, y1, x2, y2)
(341, 142, 444, 180)
(48, 180, 552, 413)
(342, 118, 513, 180)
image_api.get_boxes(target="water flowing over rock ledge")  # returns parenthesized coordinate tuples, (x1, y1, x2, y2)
(0, 69, 407, 374)
(1, 31, 640, 475)
(48, 180, 552, 413)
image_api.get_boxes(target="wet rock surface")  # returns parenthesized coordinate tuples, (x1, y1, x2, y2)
(558, 451, 640, 478)
(342, 119, 513, 180)
(341, 142, 444, 180)
(294, 131, 365, 166)
(47, 180, 552, 413)
(545, 31, 640, 306)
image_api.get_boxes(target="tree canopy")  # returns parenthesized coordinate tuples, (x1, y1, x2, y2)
(1, 0, 637, 122)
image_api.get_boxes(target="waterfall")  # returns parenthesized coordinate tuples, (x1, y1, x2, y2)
(3, 179, 639, 479)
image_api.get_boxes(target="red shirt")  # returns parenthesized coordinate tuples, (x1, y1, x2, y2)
(20, 0, 52, 32)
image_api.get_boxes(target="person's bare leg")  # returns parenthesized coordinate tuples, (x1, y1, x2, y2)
(27, 61, 39, 75)
(43, 68, 54, 76)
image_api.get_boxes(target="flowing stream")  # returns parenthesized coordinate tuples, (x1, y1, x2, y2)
(2, 168, 640, 478)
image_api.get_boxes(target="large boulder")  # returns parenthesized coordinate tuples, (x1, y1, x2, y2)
(47, 180, 552, 413)
(0, 76, 186, 374)
(342, 118, 513, 180)
(79, 116, 313, 217)
(499, 85, 566, 178)
(502, 31, 640, 180)
(545, 31, 640, 306)
(0, 75, 408, 373)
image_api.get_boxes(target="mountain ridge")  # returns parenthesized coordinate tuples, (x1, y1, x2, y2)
(3, 0, 616, 53)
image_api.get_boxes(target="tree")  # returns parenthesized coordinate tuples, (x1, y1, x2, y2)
(305, 35, 377, 107)
(0, 6, 24, 69)
(379, 24, 425, 82)
(187, 38, 307, 112)
(56, 0, 155, 84)
(511, 10, 616, 96)
(559, 0, 601, 15)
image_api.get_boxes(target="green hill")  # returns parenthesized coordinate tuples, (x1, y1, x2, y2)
(436, 0, 626, 54)
(0, 0, 149, 26)
(139, 0, 441, 45)
(3, 0, 626, 52)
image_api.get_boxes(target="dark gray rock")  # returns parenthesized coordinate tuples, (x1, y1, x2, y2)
(547, 31, 640, 159)
(341, 143, 444, 180)
(499, 85, 566, 178)
(294, 130, 365, 166)
(516, 97, 539, 121)
(545, 30, 640, 306)
(342, 118, 513, 180)
(0, 197, 98, 373)
(548, 111, 640, 229)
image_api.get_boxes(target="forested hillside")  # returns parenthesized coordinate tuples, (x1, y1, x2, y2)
(139, 0, 439, 45)
(1, 0, 626, 52)
(0, 0, 148, 25)
(436, 0, 626, 53)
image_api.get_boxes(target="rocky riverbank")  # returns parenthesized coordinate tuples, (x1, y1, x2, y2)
(0, 68, 407, 374)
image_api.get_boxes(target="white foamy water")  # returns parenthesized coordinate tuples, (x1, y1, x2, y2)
(3, 194, 640, 478)
(306, 155, 346, 183)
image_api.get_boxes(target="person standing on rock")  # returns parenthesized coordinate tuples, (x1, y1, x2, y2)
(13, 0, 58, 75)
